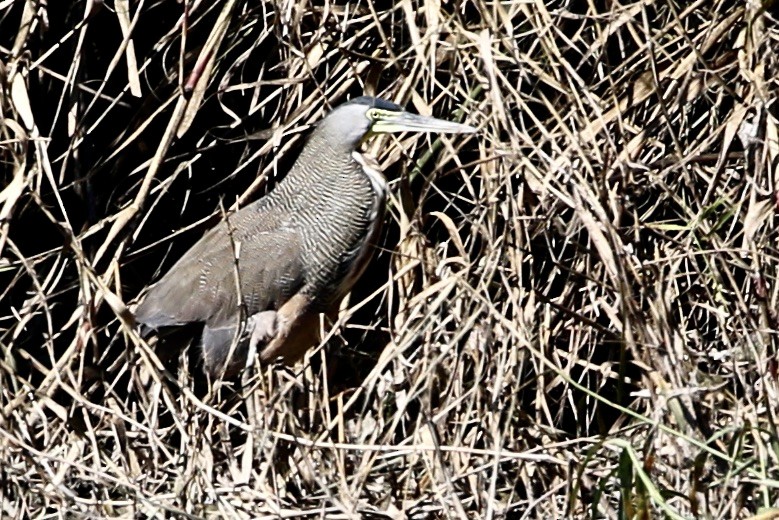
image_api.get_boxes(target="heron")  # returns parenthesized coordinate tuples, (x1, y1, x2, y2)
(134, 96, 476, 377)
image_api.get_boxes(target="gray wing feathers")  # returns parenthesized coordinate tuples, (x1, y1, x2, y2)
(135, 202, 305, 328)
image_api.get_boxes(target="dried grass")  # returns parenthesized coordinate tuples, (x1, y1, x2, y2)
(2, 0, 779, 518)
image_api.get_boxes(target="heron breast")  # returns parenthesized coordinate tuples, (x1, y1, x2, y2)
(338, 152, 388, 293)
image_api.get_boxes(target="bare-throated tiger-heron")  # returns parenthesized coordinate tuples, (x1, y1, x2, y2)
(134, 96, 476, 377)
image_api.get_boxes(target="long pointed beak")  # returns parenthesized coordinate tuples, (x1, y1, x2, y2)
(373, 112, 477, 135)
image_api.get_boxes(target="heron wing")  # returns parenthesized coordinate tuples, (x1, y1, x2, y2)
(135, 200, 306, 328)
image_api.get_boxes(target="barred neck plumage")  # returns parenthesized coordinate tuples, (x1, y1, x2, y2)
(275, 124, 365, 200)
(261, 120, 387, 309)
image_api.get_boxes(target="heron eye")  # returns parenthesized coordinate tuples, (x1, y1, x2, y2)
(367, 108, 380, 121)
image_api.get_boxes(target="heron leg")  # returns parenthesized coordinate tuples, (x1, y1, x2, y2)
(259, 293, 319, 365)
(200, 310, 280, 377)
(246, 310, 278, 347)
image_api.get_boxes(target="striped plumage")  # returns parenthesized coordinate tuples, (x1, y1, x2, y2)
(134, 96, 474, 377)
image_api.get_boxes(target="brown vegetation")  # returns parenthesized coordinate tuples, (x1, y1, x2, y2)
(1, 0, 778, 517)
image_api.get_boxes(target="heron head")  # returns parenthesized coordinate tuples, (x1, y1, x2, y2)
(319, 96, 476, 150)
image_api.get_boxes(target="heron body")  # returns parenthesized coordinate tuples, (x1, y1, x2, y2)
(134, 97, 475, 377)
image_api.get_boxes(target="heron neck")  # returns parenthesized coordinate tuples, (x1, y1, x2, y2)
(281, 127, 362, 193)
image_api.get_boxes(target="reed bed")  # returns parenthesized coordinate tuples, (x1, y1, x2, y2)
(1, 1, 778, 517)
